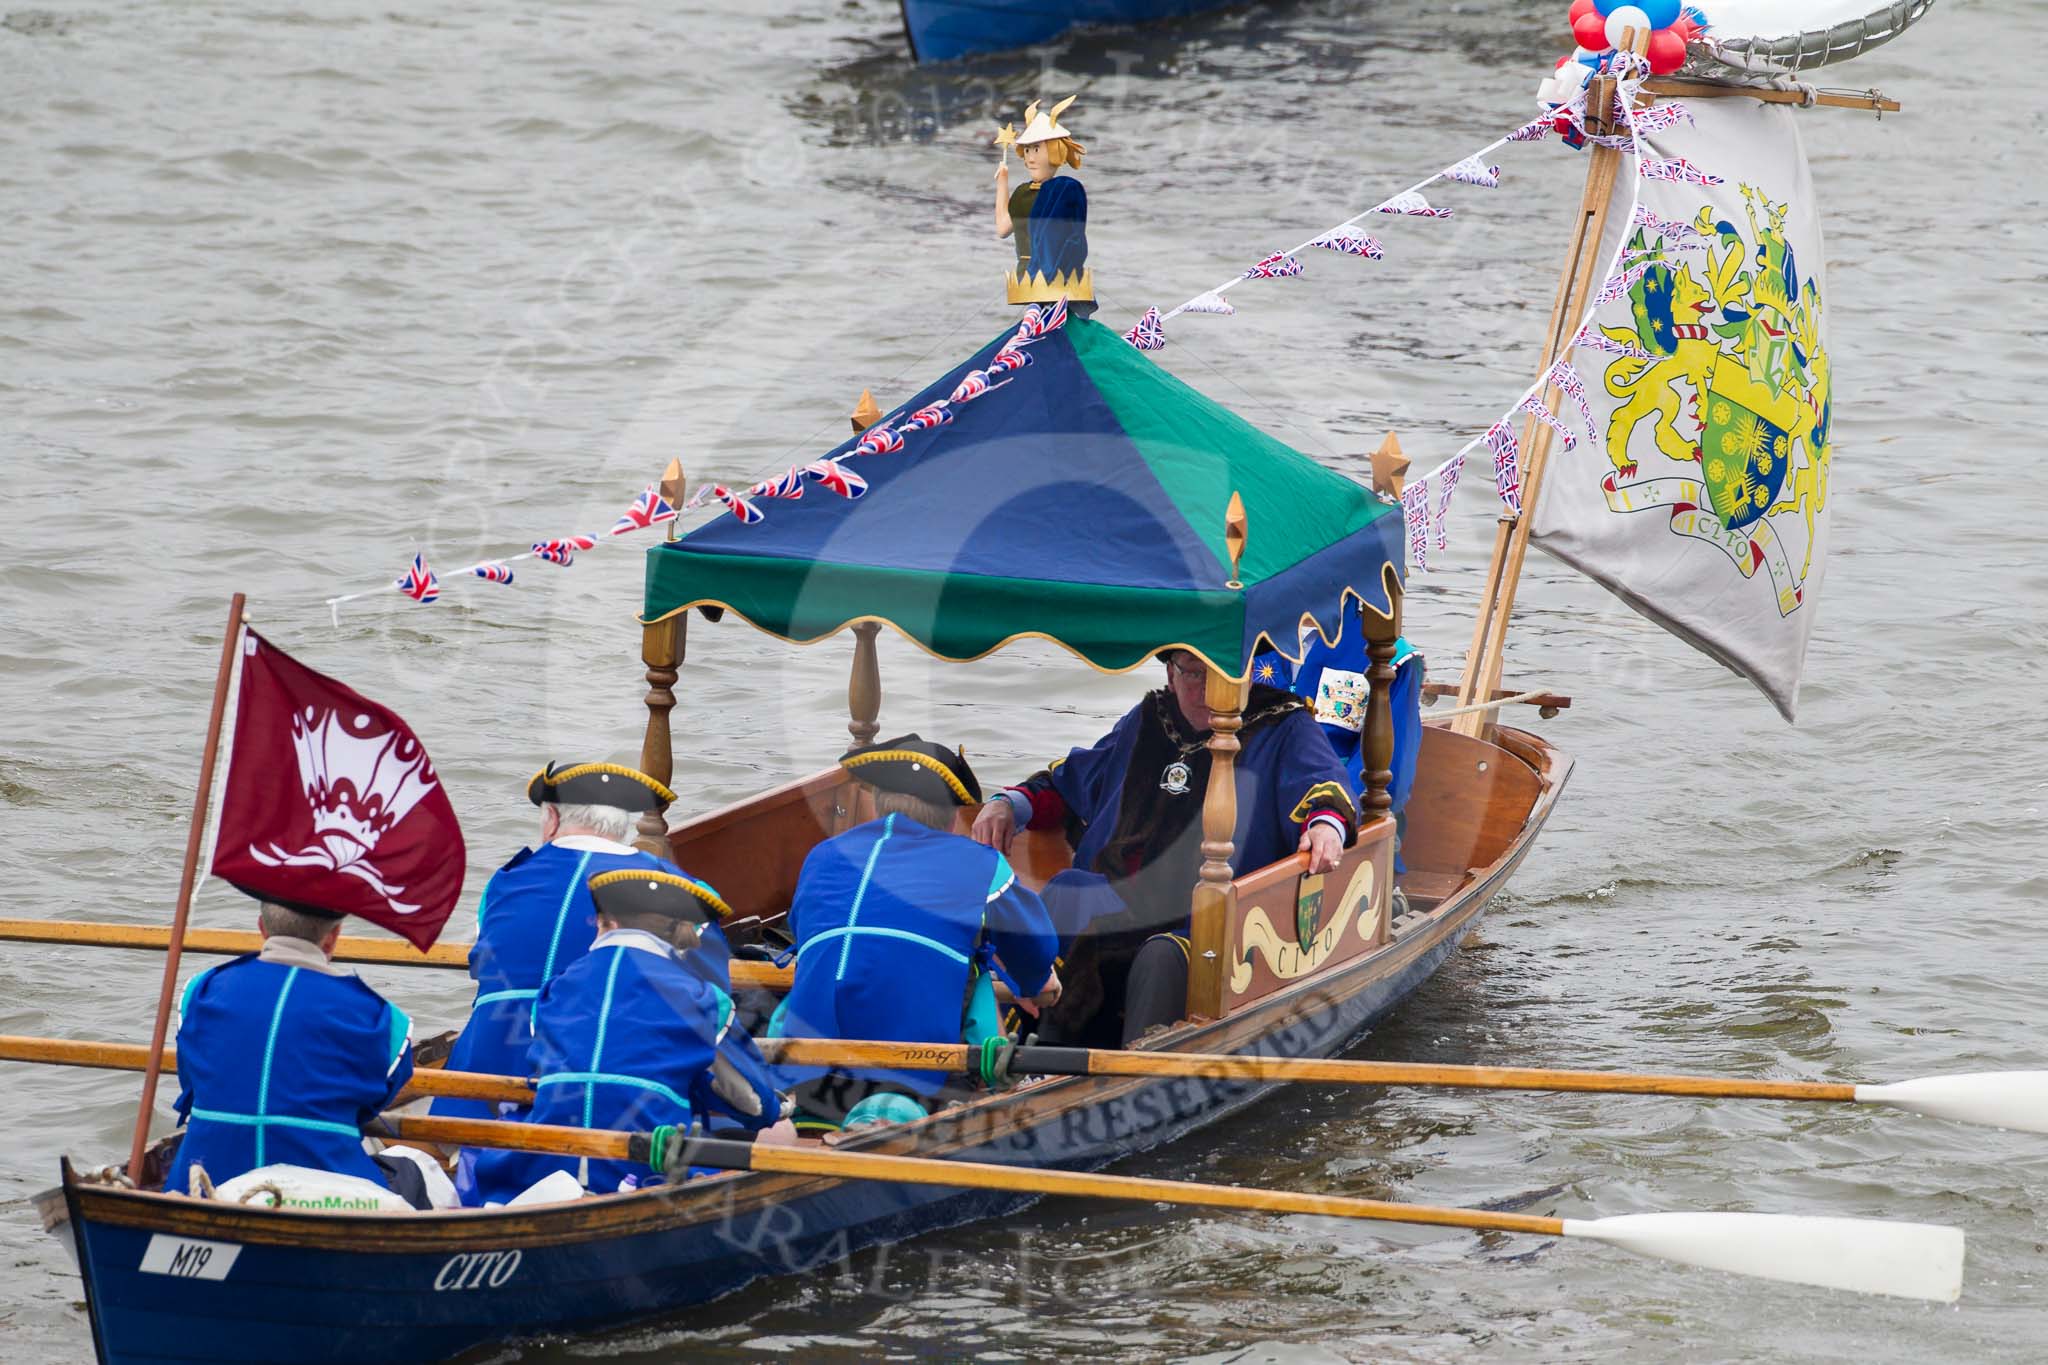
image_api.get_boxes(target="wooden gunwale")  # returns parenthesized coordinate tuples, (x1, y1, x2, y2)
(50, 725, 1568, 1261)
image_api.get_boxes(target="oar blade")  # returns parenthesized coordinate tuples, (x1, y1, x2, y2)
(1856, 1072, 2048, 1135)
(1562, 1213, 1964, 1303)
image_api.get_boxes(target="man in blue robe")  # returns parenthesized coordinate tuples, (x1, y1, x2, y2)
(773, 736, 1062, 1132)
(467, 869, 790, 1205)
(972, 650, 1356, 1047)
(166, 897, 424, 1205)
(434, 762, 731, 1133)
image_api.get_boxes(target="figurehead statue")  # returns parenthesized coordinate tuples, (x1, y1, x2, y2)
(993, 96, 1092, 314)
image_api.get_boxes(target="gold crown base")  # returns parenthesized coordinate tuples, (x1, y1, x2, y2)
(1006, 266, 1094, 304)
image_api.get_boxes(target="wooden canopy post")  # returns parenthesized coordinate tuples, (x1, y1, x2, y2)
(1360, 574, 1403, 828)
(1186, 493, 1250, 1021)
(635, 459, 688, 856)
(1452, 32, 1646, 739)
(847, 622, 882, 749)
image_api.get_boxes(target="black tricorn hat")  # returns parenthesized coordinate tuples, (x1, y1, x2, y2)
(587, 868, 732, 925)
(527, 761, 674, 812)
(839, 733, 981, 808)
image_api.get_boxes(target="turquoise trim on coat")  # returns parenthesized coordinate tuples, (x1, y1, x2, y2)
(385, 1004, 412, 1078)
(535, 850, 595, 1030)
(188, 1107, 363, 1140)
(836, 813, 897, 982)
(474, 987, 537, 1009)
(584, 947, 627, 1128)
(255, 967, 302, 1167)
(534, 1072, 691, 1115)
(986, 852, 1017, 901)
(808, 924, 971, 966)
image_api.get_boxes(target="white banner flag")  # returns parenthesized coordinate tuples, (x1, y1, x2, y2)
(1531, 99, 1832, 721)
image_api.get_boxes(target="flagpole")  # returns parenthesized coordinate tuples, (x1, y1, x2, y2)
(1451, 33, 1645, 738)
(128, 592, 246, 1182)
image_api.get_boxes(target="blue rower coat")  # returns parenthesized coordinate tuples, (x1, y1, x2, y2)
(434, 838, 732, 1122)
(776, 814, 1059, 1096)
(467, 929, 781, 1206)
(166, 947, 412, 1194)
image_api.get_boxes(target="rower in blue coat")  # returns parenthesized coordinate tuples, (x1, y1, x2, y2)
(166, 896, 421, 1204)
(774, 736, 1062, 1132)
(467, 869, 790, 1206)
(434, 761, 731, 1131)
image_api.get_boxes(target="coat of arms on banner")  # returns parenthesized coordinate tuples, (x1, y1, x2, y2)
(1532, 99, 1831, 720)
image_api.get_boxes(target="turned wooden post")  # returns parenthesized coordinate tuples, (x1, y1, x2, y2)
(635, 459, 688, 857)
(1360, 575, 1403, 831)
(1186, 492, 1250, 1021)
(847, 621, 882, 749)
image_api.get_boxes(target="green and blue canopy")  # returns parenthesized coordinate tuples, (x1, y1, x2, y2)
(642, 317, 1402, 677)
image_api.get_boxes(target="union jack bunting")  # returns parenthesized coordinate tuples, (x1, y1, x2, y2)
(988, 344, 1032, 376)
(609, 484, 677, 535)
(1377, 191, 1453, 219)
(750, 467, 806, 500)
(1632, 205, 1710, 246)
(1547, 359, 1598, 447)
(1517, 390, 1580, 453)
(530, 536, 593, 566)
(1307, 225, 1384, 259)
(804, 459, 868, 499)
(1640, 157, 1724, 187)
(711, 485, 765, 524)
(1631, 101, 1695, 136)
(1430, 450, 1463, 551)
(1573, 325, 1658, 362)
(950, 368, 998, 403)
(1243, 252, 1304, 280)
(1485, 421, 1522, 514)
(1507, 112, 1560, 142)
(856, 423, 905, 457)
(1123, 306, 1166, 352)
(1444, 157, 1501, 189)
(1400, 480, 1431, 572)
(395, 552, 438, 603)
(472, 561, 515, 585)
(1017, 298, 1067, 338)
(1179, 291, 1236, 315)
(1593, 261, 1654, 307)
(902, 403, 952, 432)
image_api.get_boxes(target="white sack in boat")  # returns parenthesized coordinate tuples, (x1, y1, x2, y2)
(214, 1165, 414, 1213)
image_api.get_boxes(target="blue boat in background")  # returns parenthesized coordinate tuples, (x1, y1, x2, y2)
(900, 0, 1243, 62)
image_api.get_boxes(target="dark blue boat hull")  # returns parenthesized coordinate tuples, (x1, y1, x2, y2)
(900, 0, 1239, 62)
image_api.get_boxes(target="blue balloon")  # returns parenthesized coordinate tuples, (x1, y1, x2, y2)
(1593, 0, 1626, 14)
(1639, 0, 1682, 26)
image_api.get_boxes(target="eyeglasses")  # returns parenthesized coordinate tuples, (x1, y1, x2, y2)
(1165, 657, 1207, 682)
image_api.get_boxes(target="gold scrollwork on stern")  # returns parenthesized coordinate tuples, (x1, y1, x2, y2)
(1230, 857, 1377, 995)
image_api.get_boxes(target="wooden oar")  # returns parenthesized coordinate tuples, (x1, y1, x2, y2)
(381, 1112, 1965, 1303)
(0, 918, 797, 992)
(756, 1039, 2048, 1137)
(10, 1032, 2047, 1138)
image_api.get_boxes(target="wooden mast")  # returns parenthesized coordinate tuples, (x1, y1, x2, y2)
(130, 592, 245, 1181)
(846, 391, 884, 749)
(1186, 494, 1250, 1021)
(635, 459, 688, 856)
(1451, 32, 1645, 739)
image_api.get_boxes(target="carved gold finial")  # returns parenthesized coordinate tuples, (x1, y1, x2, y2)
(1370, 431, 1410, 497)
(660, 458, 686, 542)
(1225, 491, 1247, 590)
(851, 389, 882, 433)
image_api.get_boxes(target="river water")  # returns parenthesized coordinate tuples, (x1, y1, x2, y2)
(3, 0, 2044, 1360)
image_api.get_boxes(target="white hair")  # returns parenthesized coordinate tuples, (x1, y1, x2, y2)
(546, 801, 635, 843)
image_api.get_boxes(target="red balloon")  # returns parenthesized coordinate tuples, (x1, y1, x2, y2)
(1569, 0, 1598, 20)
(1646, 26, 1687, 74)
(1572, 10, 1611, 48)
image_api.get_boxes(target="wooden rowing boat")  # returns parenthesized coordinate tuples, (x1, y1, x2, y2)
(36, 717, 1567, 1363)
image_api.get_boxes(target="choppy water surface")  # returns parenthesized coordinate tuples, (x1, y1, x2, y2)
(3, 1, 2045, 1360)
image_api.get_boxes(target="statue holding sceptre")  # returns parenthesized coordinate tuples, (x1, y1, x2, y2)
(992, 97, 1092, 314)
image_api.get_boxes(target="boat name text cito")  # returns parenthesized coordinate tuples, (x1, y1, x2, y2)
(434, 1249, 522, 1291)
(1230, 855, 1379, 994)
(140, 1233, 242, 1281)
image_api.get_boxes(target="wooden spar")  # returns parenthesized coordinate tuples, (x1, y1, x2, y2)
(4, 1035, 533, 1106)
(0, 918, 855, 997)
(130, 593, 246, 1182)
(847, 622, 882, 748)
(1451, 33, 1645, 739)
(1643, 78, 1900, 114)
(635, 460, 689, 855)
(1186, 494, 1250, 1021)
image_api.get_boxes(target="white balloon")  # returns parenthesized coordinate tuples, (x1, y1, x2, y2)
(1605, 5, 1653, 46)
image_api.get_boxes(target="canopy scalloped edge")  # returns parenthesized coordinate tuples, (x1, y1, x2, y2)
(636, 560, 1401, 684)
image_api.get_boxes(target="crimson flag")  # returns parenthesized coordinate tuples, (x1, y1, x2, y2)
(210, 630, 465, 949)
